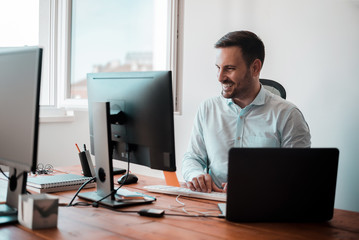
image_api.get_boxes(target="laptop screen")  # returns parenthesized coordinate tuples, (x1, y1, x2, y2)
(226, 148, 339, 222)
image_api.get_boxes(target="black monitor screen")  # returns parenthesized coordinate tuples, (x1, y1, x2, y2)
(87, 71, 176, 172)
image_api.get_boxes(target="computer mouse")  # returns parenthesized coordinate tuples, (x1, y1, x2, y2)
(117, 173, 138, 185)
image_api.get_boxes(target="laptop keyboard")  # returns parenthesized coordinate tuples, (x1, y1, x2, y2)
(144, 185, 226, 202)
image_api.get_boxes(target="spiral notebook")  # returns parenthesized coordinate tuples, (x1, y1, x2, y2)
(27, 174, 96, 193)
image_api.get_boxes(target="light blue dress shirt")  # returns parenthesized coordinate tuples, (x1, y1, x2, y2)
(182, 86, 311, 187)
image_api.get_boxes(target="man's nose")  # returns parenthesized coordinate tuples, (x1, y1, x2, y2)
(217, 69, 226, 82)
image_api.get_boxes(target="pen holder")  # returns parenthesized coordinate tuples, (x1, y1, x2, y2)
(79, 150, 95, 177)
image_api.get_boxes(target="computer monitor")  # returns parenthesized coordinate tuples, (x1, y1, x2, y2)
(78, 71, 176, 207)
(0, 47, 42, 224)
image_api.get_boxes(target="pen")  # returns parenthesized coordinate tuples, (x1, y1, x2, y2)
(206, 159, 209, 174)
(84, 144, 87, 151)
(75, 143, 81, 153)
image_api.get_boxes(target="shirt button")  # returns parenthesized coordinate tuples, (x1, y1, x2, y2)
(240, 116, 243, 119)
(237, 137, 241, 140)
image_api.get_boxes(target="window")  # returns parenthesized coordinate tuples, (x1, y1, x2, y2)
(70, 0, 172, 100)
(1, 0, 179, 117)
(0, 1, 39, 46)
(0, 1, 47, 104)
(42, 0, 179, 111)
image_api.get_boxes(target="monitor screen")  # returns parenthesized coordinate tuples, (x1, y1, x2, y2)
(0, 47, 42, 172)
(0, 46, 42, 223)
(87, 71, 176, 172)
(79, 71, 176, 208)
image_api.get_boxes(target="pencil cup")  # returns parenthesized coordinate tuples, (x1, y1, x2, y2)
(79, 150, 95, 177)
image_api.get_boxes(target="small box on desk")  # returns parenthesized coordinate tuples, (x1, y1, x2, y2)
(18, 194, 59, 229)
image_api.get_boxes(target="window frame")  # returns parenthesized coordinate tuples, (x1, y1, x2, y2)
(40, 0, 180, 118)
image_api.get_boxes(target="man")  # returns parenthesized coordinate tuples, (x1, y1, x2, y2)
(182, 31, 311, 193)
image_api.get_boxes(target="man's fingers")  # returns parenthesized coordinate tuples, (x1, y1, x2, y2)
(185, 174, 213, 192)
(186, 175, 227, 193)
(191, 177, 201, 191)
(197, 175, 208, 192)
(204, 174, 212, 193)
(212, 181, 224, 192)
(186, 181, 195, 191)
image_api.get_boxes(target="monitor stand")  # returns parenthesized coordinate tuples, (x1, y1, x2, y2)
(0, 168, 27, 225)
(78, 102, 121, 207)
(78, 102, 154, 208)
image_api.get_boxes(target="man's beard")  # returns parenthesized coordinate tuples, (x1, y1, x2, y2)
(221, 71, 252, 99)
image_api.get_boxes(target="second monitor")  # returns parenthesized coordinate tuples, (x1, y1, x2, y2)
(87, 71, 176, 172)
(78, 71, 176, 207)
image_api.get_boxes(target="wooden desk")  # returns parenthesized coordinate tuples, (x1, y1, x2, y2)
(1, 166, 359, 240)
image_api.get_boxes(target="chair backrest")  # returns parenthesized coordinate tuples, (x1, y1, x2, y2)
(260, 79, 286, 99)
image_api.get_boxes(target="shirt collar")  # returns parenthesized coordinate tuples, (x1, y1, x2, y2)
(250, 84, 266, 106)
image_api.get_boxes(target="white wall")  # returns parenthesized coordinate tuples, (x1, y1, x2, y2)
(38, 111, 90, 168)
(38, 0, 359, 212)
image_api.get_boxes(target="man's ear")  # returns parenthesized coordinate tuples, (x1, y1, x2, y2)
(250, 59, 262, 78)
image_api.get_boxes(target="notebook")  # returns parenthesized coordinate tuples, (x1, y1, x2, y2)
(26, 174, 96, 193)
(224, 148, 339, 222)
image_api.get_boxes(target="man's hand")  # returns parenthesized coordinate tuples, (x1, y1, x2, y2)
(185, 174, 226, 193)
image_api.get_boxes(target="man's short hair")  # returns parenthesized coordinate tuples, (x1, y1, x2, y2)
(215, 31, 265, 67)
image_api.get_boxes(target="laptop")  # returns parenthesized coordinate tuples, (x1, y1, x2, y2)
(223, 148, 339, 222)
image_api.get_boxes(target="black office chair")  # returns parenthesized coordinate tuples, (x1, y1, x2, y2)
(260, 79, 286, 99)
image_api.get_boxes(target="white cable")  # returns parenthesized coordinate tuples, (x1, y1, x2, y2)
(168, 195, 220, 216)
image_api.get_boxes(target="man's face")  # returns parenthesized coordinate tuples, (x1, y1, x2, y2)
(215, 46, 254, 99)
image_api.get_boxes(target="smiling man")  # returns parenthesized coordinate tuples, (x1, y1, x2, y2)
(182, 31, 311, 193)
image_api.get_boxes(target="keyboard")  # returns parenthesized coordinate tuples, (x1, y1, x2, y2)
(144, 185, 226, 202)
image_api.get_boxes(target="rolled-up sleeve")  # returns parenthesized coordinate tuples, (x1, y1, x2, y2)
(182, 106, 208, 181)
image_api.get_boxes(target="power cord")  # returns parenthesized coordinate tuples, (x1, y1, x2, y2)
(67, 176, 96, 206)
(169, 195, 220, 216)
(112, 209, 223, 218)
(164, 213, 224, 218)
(0, 168, 9, 180)
(65, 144, 131, 208)
(0, 167, 25, 180)
(62, 144, 223, 218)
(91, 146, 131, 207)
(1, 167, 35, 195)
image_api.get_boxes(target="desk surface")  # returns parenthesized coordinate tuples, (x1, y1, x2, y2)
(1, 166, 359, 240)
